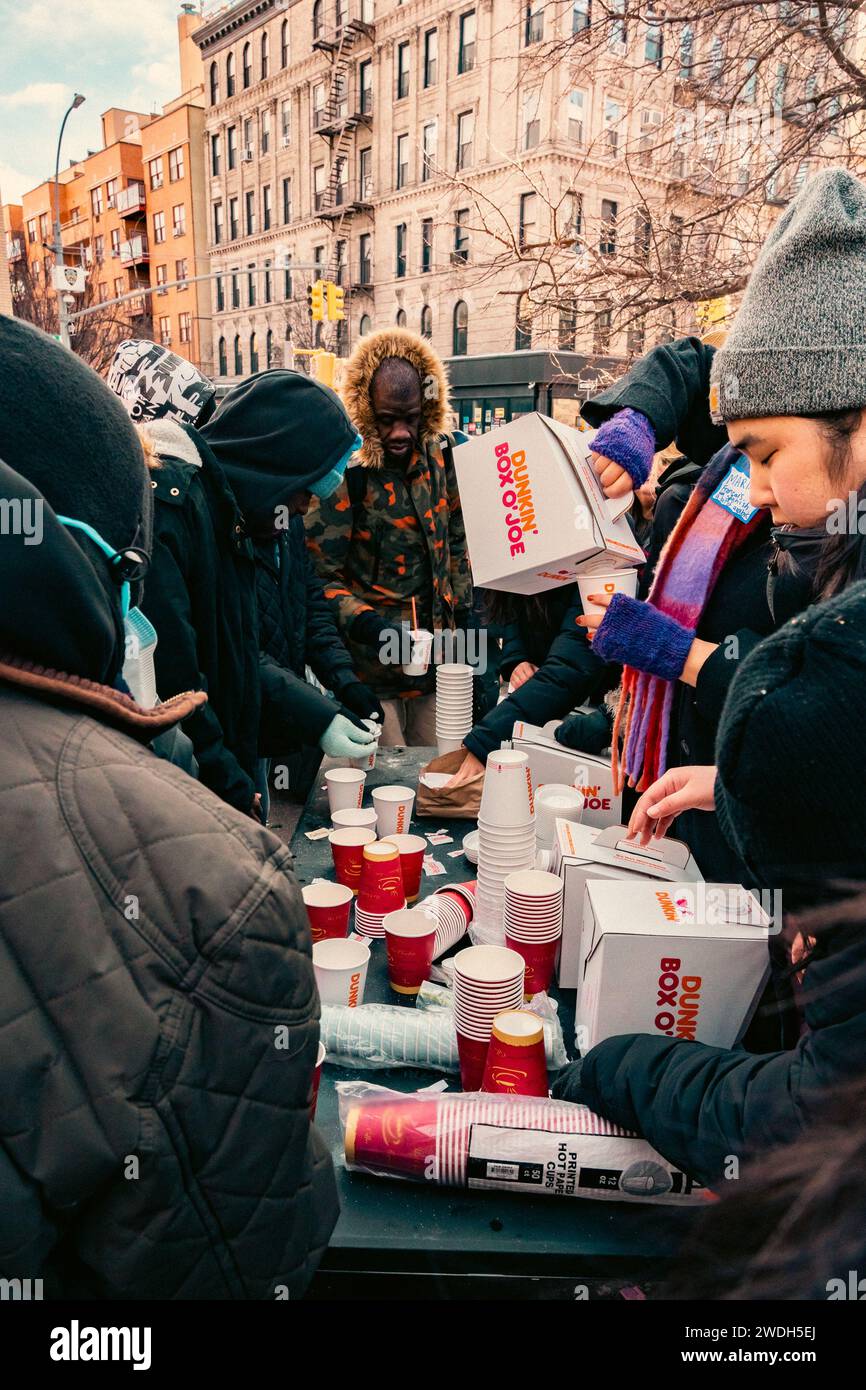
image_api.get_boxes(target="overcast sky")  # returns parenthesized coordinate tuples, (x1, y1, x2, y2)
(0, 0, 197, 204)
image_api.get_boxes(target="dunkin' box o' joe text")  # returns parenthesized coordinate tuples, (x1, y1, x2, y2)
(552, 820, 703, 992)
(452, 413, 644, 595)
(577, 880, 772, 1053)
(510, 722, 622, 829)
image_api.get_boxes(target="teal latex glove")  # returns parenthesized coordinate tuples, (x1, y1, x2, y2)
(319, 712, 379, 759)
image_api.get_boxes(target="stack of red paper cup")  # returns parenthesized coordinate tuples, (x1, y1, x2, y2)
(452, 944, 525, 1090)
(355, 839, 406, 938)
(476, 749, 537, 938)
(329, 827, 377, 894)
(419, 888, 472, 959)
(503, 869, 564, 995)
(387, 833, 427, 904)
(383, 907, 439, 995)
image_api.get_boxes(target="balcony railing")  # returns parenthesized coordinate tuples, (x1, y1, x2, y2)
(120, 235, 149, 266)
(116, 182, 146, 216)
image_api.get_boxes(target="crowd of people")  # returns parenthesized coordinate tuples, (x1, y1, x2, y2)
(1, 166, 865, 1300)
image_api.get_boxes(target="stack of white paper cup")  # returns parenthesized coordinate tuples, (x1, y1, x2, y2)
(331, 806, 379, 832)
(435, 662, 474, 755)
(474, 749, 536, 943)
(535, 783, 583, 847)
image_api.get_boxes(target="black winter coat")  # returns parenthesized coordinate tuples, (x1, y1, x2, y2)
(256, 517, 359, 756)
(141, 421, 260, 814)
(565, 923, 866, 1187)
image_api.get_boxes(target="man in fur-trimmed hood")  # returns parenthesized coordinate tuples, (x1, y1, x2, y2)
(305, 328, 473, 743)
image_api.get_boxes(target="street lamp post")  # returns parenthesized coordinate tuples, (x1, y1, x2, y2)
(53, 92, 85, 349)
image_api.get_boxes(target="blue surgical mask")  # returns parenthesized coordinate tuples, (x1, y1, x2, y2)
(310, 434, 363, 500)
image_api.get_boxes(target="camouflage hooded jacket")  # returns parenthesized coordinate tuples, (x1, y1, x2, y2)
(304, 329, 472, 696)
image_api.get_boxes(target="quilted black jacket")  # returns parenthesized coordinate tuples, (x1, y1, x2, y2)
(255, 519, 358, 757)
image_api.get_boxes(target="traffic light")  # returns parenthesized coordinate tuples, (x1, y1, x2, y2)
(311, 350, 337, 388)
(307, 279, 325, 321)
(326, 281, 345, 321)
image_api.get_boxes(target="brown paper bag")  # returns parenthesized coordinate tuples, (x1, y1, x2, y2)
(415, 749, 484, 820)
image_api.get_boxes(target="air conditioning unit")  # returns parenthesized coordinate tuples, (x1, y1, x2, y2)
(282, 136, 291, 147)
(173, 227, 185, 237)
(242, 149, 254, 162)
(152, 178, 164, 190)
(110, 248, 119, 258)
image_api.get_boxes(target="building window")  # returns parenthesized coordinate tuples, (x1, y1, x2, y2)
(524, 3, 544, 45)
(573, 0, 590, 31)
(359, 59, 373, 114)
(594, 305, 612, 353)
(519, 192, 537, 249)
(359, 232, 372, 284)
(281, 18, 289, 67)
(234, 334, 243, 374)
(515, 294, 532, 350)
(628, 319, 647, 355)
(153, 211, 166, 245)
(114, 276, 125, 297)
(218, 336, 227, 374)
(604, 98, 621, 157)
(261, 30, 270, 79)
(313, 0, 323, 40)
(422, 121, 437, 181)
(420, 304, 432, 338)
(263, 184, 272, 230)
(263, 258, 272, 302)
(179, 312, 192, 344)
(359, 313, 372, 335)
(211, 133, 221, 176)
(243, 116, 254, 154)
(679, 25, 694, 79)
(242, 41, 252, 88)
(150, 158, 166, 191)
(396, 41, 410, 100)
(457, 110, 474, 170)
(39, 212, 50, 240)
(335, 157, 349, 206)
(609, 0, 626, 49)
(359, 147, 372, 199)
(710, 35, 724, 79)
(313, 164, 325, 212)
(172, 204, 186, 237)
(395, 222, 407, 277)
(281, 98, 291, 143)
(245, 190, 256, 235)
(568, 189, 583, 240)
(458, 10, 476, 73)
(523, 89, 541, 150)
(645, 13, 663, 67)
(229, 197, 239, 240)
(216, 275, 225, 311)
(558, 308, 577, 350)
(396, 133, 409, 189)
(176, 257, 189, 288)
(231, 270, 240, 308)
(91, 186, 104, 217)
(156, 264, 168, 295)
(283, 177, 292, 223)
(27, 218, 37, 244)
(266, 327, 275, 367)
(335, 240, 346, 284)
(421, 217, 433, 271)
(312, 81, 325, 130)
(249, 332, 259, 372)
(284, 255, 293, 300)
(261, 108, 271, 154)
(213, 201, 224, 245)
(453, 208, 469, 263)
(106, 178, 119, 208)
(93, 234, 104, 264)
(568, 88, 585, 144)
(634, 205, 651, 259)
(600, 198, 618, 255)
(159, 315, 171, 347)
(640, 109, 661, 165)
(226, 50, 236, 97)
(396, 308, 407, 327)
(314, 244, 324, 271)
(110, 228, 121, 257)
(169, 147, 185, 182)
(227, 125, 237, 170)
(453, 300, 468, 355)
(210, 61, 219, 104)
(248, 264, 257, 306)
(424, 28, 438, 86)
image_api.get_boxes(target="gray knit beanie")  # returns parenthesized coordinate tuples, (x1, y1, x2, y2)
(710, 168, 866, 423)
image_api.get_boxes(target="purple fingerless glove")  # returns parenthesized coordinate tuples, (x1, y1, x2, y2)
(592, 593, 695, 681)
(592, 408, 656, 489)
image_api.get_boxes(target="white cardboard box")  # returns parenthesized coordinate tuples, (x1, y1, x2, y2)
(577, 879, 772, 1052)
(509, 721, 621, 829)
(552, 821, 703, 989)
(453, 413, 644, 594)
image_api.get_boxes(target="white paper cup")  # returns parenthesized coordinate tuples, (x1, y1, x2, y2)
(325, 767, 366, 813)
(404, 628, 434, 676)
(312, 937, 371, 1007)
(535, 784, 583, 843)
(576, 568, 639, 617)
(372, 784, 416, 837)
(331, 806, 379, 831)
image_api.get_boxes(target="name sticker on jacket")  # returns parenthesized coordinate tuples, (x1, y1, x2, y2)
(710, 460, 758, 523)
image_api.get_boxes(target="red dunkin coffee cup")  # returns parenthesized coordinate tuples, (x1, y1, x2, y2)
(357, 840, 406, 913)
(329, 827, 377, 893)
(456, 1029, 491, 1092)
(481, 1010, 548, 1097)
(387, 832, 427, 903)
(383, 908, 438, 995)
(302, 880, 354, 942)
(310, 1040, 326, 1120)
(344, 1096, 440, 1178)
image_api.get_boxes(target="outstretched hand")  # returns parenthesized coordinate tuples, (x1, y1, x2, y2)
(627, 765, 718, 845)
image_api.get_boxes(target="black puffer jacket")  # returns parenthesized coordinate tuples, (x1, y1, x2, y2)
(0, 460, 338, 1298)
(140, 418, 260, 814)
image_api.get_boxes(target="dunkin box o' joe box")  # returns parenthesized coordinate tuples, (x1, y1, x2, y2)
(452, 413, 644, 594)
(510, 721, 621, 830)
(552, 820, 704, 990)
(576, 880, 772, 1053)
